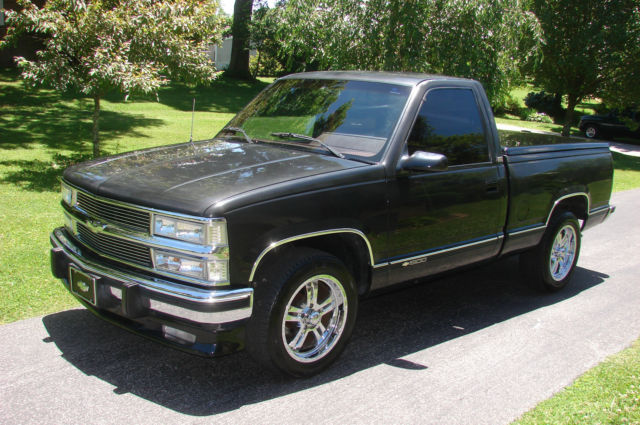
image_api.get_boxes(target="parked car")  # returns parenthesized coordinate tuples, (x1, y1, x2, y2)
(579, 110, 640, 140)
(50, 72, 615, 377)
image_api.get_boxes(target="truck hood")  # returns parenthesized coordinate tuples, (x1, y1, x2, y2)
(63, 139, 368, 216)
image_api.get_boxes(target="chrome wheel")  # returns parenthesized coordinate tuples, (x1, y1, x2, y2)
(549, 224, 577, 281)
(281, 274, 347, 363)
(585, 126, 597, 138)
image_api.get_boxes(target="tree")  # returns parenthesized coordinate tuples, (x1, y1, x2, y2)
(1, 0, 224, 157)
(599, 5, 640, 113)
(254, 0, 541, 107)
(226, 0, 253, 79)
(530, 0, 640, 136)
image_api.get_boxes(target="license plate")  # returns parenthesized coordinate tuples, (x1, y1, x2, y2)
(69, 266, 96, 305)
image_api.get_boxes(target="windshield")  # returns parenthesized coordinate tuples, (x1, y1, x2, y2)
(223, 78, 412, 161)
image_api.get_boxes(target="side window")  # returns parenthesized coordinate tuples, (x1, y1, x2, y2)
(407, 88, 488, 166)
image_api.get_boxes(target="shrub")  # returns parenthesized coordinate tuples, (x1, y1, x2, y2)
(525, 112, 553, 123)
(250, 52, 284, 78)
(519, 107, 536, 121)
(493, 93, 521, 115)
(524, 91, 564, 120)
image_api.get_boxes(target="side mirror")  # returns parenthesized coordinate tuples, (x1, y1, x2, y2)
(399, 151, 448, 172)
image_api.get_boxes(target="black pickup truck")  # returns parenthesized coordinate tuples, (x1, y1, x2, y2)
(50, 71, 615, 376)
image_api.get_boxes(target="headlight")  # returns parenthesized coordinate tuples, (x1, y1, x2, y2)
(153, 250, 229, 283)
(61, 183, 75, 206)
(153, 215, 227, 246)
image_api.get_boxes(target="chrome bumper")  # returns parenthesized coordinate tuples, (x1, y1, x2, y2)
(50, 228, 253, 326)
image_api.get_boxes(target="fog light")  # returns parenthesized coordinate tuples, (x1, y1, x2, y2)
(162, 325, 196, 345)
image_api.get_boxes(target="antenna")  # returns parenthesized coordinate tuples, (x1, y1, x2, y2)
(189, 97, 196, 149)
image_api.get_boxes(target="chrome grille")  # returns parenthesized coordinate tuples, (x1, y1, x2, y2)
(76, 192, 150, 233)
(76, 223, 153, 267)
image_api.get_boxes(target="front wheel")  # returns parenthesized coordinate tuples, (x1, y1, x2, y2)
(246, 248, 358, 377)
(520, 211, 581, 292)
(584, 125, 599, 139)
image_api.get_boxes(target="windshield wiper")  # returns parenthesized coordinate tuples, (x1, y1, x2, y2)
(271, 132, 345, 159)
(220, 126, 255, 144)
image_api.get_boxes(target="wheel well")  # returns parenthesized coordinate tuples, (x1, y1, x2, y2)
(254, 234, 372, 296)
(550, 195, 588, 223)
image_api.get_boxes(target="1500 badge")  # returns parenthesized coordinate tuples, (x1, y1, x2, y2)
(402, 257, 428, 267)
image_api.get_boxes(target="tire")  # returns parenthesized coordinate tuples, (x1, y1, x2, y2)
(519, 211, 581, 292)
(246, 247, 358, 377)
(584, 125, 599, 139)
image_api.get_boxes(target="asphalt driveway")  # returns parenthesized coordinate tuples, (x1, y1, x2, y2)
(1, 188, 639, 425)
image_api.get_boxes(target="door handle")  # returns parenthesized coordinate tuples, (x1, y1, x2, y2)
(485, 177, 499, 185)
(485, 177, 499, 193)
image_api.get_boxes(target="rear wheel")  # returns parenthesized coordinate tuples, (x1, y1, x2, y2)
(246, 248, 358, 377)
(520, 211, 581, 292)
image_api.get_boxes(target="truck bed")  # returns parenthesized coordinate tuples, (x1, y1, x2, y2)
(499, 129, 613, 256)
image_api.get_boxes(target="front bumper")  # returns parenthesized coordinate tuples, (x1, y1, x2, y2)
(50, 227, 253, 356)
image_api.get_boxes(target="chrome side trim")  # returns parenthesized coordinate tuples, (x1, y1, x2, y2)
(545, 192, 590, 227)
(52, 228, 252, 306)
(248, 228, 376, 282)
(388, 235, 502, 266)
(588, 205, 611, 216)
(508, 225, 546, 237)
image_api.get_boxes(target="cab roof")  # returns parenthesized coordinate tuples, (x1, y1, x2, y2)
(280, 71, 473, 87)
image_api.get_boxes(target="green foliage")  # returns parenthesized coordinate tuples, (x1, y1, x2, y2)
(249, 50, 284, 77)
(529, 0, 640, 136)
(1, 0, 225, 156)
(249, 0, 542, 107)
(599, 3, 640, 111)
(518, 108, 536, 121)
(492, 93, 522, 116)
(249, 3, 286, 77)
(2, 0, 223, 97)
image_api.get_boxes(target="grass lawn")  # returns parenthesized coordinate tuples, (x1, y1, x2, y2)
(513, 337, 640, 424)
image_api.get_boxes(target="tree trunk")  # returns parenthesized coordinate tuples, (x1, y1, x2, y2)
(92, 95, 101, 157)
(227, 0, 253, 79)
(562, 93, 578, 137)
